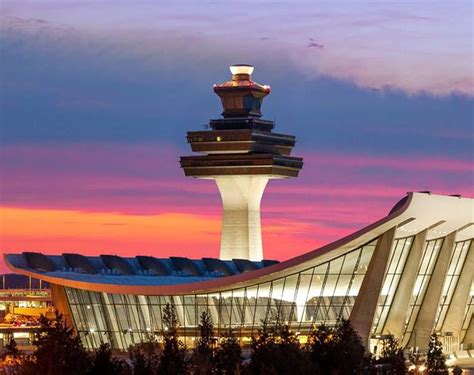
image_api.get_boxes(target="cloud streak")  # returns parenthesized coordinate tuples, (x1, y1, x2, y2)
(1, 0, 473, 96)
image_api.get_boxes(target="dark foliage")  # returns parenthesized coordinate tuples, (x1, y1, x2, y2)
(307, 318, 366, 375)
(247, 321, 317, 375)
(332, 319, 366, 374)
(215, 331, 242, 375)
(129, 336, 161, 375)
(19, 312, 90, 375)
(377, 335, 406, 374)
(6, 308, 410, 375)
(307, 323, 335, 374)
(192, 311, 216, 375)
(89, 343, 130, 375)
(157, 303, 188, 375)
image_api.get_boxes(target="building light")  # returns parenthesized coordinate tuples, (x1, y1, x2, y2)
(230, 64, 254, 75)
(216, 136, 222, 142)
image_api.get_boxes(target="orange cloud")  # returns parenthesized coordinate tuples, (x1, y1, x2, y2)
(0, 207, 220, 258)
(0, 206, 339, 273)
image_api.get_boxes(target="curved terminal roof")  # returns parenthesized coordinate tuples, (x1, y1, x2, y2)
(5, 253, 276, 287)
(5, 192, 473, 296)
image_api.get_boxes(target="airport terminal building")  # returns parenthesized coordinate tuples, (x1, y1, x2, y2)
(5, 67, 474, 368)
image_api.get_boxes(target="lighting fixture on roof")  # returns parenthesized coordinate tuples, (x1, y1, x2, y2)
(230, 64, 254, 75)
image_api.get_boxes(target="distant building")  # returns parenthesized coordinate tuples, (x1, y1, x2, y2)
(4, 67, 473, 370)
(0, 275, 52, 351)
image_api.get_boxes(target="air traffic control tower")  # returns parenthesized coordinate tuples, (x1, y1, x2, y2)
(180, 65, 303, 261)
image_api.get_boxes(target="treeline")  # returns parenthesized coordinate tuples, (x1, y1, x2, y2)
(0, 303, 453, 375)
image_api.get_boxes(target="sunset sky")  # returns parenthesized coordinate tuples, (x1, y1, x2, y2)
(0, 1, 473, 273)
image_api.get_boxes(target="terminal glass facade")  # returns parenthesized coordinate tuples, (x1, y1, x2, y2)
(65, 241, 377, 350)
(462, 285, 474, 344)
(372, 236, 413, 334)
(435, 239, 471, 331)
(402, 238, 444, 340)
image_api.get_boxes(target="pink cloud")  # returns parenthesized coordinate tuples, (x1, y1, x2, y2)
(2, 143, 471, 213)
(300, 152, 473, 173)
(1, 142, 472, 271)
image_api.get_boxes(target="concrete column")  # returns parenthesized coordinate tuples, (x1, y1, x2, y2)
(215, 176, 269, 261)
(383, 230, 428, 338)
(442, 241, 474, 339)
(50, 284, 75, 332)
(407, 232, 457, 350)
(350, 227, 396, 349)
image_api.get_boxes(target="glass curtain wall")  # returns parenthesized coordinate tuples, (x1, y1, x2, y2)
(372, 236, 414, 334)
(402, 238, 444, 342)
(65, 240, 377, 350)
(461, 283, 473, 345)
(435, 240, 471, 332)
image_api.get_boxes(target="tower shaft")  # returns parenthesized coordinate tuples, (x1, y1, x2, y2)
(216, 176, 268, 261)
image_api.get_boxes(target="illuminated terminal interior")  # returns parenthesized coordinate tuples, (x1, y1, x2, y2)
(0, 275, 53, 351)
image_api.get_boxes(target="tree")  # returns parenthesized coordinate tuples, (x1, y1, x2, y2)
(332, 318, 366, 375)
(157, 303, 188, 375)
(307, 323, 335, 374)
(192, 311, 216, 375)
(19, 312, 90, 375)
(215, 330, 242, 375)
(247, 319, 279, 374)
(426, 333, 448, 375)
(276, 324, 318, 375)
(129, 336, 161, 375)
(89, 343, 130, 375)
(248, 320, 317, 375)
(377, 335, 406, 375)
(307, 318, 366, 375)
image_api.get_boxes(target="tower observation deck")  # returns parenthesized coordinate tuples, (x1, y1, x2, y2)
(180, 65, 303, 261)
